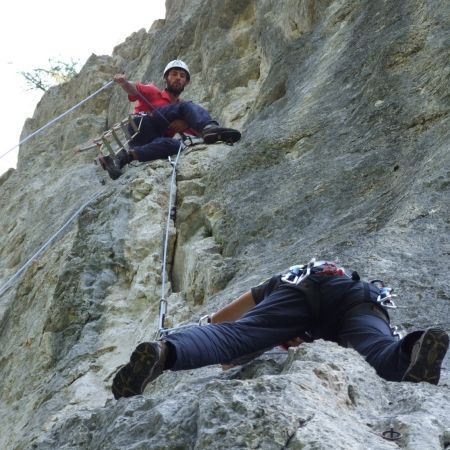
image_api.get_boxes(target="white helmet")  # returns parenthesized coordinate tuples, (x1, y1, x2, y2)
(163, 60, 190, 80)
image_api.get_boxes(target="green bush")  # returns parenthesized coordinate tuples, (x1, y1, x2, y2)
(20, 58, 80, 92)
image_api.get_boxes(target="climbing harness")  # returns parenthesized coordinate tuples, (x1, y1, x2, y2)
(0, 80, 114, 162)
(0, 189, 105, 298)
(280, 258, 403, 337)
(281, 258, 346, 285)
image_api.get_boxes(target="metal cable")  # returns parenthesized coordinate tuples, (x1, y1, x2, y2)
(158, 142, 184, 334)
(0, 189, 105, 297)
(0, 80, 114, 162)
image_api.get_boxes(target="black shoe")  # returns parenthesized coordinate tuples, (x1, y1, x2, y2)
(112, 341, 168, 399)
(98, 149, 132, 180)
(202, 126, 241, 145)
(402, 328, 449, 385)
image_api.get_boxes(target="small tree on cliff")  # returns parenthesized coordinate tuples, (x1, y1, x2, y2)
(20, 58, 80, 92)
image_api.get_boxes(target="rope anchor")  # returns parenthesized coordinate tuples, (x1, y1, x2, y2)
(381, 423, 402, 441)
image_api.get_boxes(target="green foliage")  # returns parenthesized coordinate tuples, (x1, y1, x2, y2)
(20, 58, 80, 92)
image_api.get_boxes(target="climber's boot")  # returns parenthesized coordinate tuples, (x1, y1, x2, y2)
(202, 125, 241, 145)
(402, 328, 449, 385)
(112, 341, 168, 399)
(99, 149, 133, 180)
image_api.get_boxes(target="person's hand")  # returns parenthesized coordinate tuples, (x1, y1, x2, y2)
(114, 74, 127, 85)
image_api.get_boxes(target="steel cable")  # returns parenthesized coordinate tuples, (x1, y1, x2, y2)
(0, 189, 105, 297)
(0, 80, 114, 162)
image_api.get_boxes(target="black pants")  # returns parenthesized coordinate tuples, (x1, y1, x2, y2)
(164, 286, 410, 381)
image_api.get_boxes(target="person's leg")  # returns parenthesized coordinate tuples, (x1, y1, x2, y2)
(112, 287, 313, 398)
(132, 138, 183, 162)
(338, 314, 448, 383)
(152, 101, 216, 132)
(338, 313, 408, 381)
(129, 114, 161, 146)
(166, 286, 312, 370)
(152, 102, 241, 144)
(99, 138, 182, 180)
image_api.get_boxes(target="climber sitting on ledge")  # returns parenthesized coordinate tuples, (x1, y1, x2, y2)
(112, 259, 449, 399)
(99, 59, 241, 180)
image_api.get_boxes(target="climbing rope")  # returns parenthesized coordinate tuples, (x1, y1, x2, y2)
(0, 189, 105, 297)
(0, 80, 114, 162)
(157, 141, 185, 336)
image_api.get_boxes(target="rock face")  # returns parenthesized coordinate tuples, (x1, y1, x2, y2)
(0, 0, 449, 449)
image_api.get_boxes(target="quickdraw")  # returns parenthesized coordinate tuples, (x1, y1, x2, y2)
(370, 279, 398, 309)
(280, 258, 346, 285)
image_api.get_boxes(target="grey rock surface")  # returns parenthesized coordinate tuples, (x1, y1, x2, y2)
(0, 0, 449, 449)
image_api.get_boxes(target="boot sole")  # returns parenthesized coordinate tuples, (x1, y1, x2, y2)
(112, 342, 163, 399)
(203, 129, 241, 145)
(402, 328, 449, 385)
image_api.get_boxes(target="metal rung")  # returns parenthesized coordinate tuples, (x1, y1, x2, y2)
(111, 129, 125, 150)
(119, 121, 132, 140)
(80, 115, 144, 159)
(101, 137, 115, 157)
(77, 142, 101, 152)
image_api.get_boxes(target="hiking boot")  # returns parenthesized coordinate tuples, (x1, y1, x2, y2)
(112, 341, 168, 399)
(402, 328, 449, 385)
(202, 125, 241, 145)
(98, 149, 132, 180)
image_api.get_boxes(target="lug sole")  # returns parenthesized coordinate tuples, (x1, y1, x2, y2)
(402, 328, 449, 385)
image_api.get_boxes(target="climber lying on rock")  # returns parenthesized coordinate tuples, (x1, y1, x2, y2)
(112, 259, 449, 399)
(99, 59, 241, 180)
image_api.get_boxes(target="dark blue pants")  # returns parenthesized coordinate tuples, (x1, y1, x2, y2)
(164, 286, 410, 382)
(130, 101, 214, 162)
(132, 138, 182, 162)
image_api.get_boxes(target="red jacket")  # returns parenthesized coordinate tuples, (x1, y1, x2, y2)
(128, 82, 177, 113)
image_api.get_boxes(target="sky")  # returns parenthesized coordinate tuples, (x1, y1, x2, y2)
(0, 0, 166, 175)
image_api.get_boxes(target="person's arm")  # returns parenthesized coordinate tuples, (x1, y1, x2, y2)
(114, 73, 140, 97)
(210, 290, 256, 323)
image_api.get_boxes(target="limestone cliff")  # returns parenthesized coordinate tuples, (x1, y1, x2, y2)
(0, 0, 449, 449)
